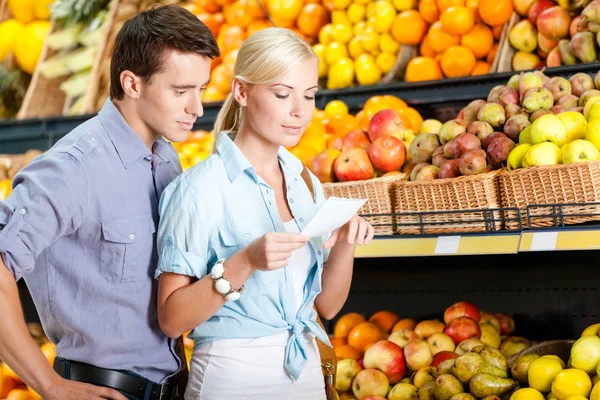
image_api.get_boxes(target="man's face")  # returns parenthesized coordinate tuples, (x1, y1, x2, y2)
(137, 50, 211, 143)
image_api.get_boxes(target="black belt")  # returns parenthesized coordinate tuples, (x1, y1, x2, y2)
(53, 358, 177, 400)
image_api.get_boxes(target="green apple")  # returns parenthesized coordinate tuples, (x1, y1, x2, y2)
(419, 119, 443, 135)
(519, 125, 533, 144)
(562, 140, 600, 164)
(531, 114, 568, 147)
(508, 144, 532, 170)
(586, 119, 600, 151)
(571, 335, 600, 374)
(524, 142, 562, 166)
(584, 96, 600, 119)
(388, 383, 418, 400)
(557, 112, 587, 143)
(336, 359, 362, 392)
(588, 102, 600, 123)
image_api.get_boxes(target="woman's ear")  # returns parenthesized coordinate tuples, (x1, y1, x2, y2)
(232, 78, 248, 107)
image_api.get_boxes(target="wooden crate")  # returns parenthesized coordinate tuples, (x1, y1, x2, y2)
(16, 0, 121, 119)
(494, 13, 523, 73)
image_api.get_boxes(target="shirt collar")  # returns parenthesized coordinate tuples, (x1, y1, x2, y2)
(216, 132, 305, 182)
(98, 98, 170, 168)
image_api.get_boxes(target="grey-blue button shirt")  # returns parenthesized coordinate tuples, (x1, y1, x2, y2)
(0, 98, 182, 383)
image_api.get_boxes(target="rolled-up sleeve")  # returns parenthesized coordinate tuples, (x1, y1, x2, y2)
(156, 177, 209, 280)
(0, 152, 87, 280)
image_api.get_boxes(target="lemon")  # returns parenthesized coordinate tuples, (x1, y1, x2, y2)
(332, 10, 352, 26)
(353, 21, 367, 35)
(552, 369, 592, 400)
(327, 58, 355, 89)
(313, 44, 329, 78)
(34, 0, 54, 20)
(333, 0, 353, 10)
(367, 1, 378, 18)
(0, 179, 12, 201)
(319, 24, 334, 45)
(393, 0, 418, 10)
(8, 0, 35, 24)
(511, 388, 546, 400)
(380, 33, 400, 54)
(564, 396, 587, 400)
(349, 36, 365, 58)
(331, 23, 353, 43)
(355, 53, 375, 65)
(347, 3, 366, 22)
(376, 52, 396, 73)
(14, 20, 51, 75)
(361, 30, 380, 52)
(374, 1, 397, 33)
(528, 357, 564, 393)
(355, 59, 382, 85)
(324, 100, 349, 117)
(325, 42, 349, 65)
(0, 19, 24, 62)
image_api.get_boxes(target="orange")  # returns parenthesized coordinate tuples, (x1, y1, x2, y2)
(325, 113, 360, 136)
(268, 0, 303, 22)
(270, 16, 296, 28)
(471, 60, 490, 75)
(2, 364, 22, 384)
(330, 336, 348, 347)
(297, 3, 330, 37)
(27, 387, 41, 400)
(396, 108, 414, 130)
(196, 0, 221, 13)
(304, 119, 327, 137)
(391, 10, 428, 45)
(224, 1, 252, 28)
(324, 99, 349, 116)
(0, 375, 16, 398)
(420, 34, 437, 57)
(402, 107, 424, 131)
(405, 57, 443, 82)
(460, 24, 494, 59)
(216, 0, 236, 7)
(356, 110, 370, 131)
(369, 310, 401, 333)
(223, 49, 239, 73)
(363, 95, 392, 120)
(196, 12, 225, 37)
(299, 134, 327, 152)
(491, 23, 504, 40)
(440, 6, 474, 35)
(347, 322, 382, 352)
(288, 145, 319, 168)
(247, 19, 272, 37)
(314, 109, 327, 122)
(436, 0, 465, 12)
(335, 344, 363, 360)
(240, 0, 268, 18)
(202, 85, 228, 103)
(478, 0, 513, 26)
(392, 317, 418, 332)
(384, 95, 408, 111)
(40, 342, 56, 365)
(419, 0, 440, 23)
(486, 42, 499, 64)
(217, 25, 246, 54)
(427, 21, 461, 54)
(440, 45, 476, 77)
(6, 389, 32, 400)
(211, 64, 233, 94)
(334, 312, 366, 337)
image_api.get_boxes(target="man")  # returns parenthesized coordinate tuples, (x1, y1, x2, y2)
(0, 5, 219, 399)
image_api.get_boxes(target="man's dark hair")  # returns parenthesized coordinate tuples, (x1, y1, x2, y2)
(110, 5, 220, 100)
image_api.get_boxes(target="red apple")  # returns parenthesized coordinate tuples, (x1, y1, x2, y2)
(312, 149, 341, 183)
(444, 317, 482, 344)
(528, 0, 554, 25)
(352, 369, 390, 399)
(404, 339, 433, 371)
(358, 357, 365, 369)
(432, 351, 459, 368)
(414, 320, 445, 339)
(368, 109, 405, 142)
(537, 6, 571, 40)
(367, 135, 406, 172)
(334, 148, 375, 182)
(444, 301, 481, 324)
(494, 313, 516, 335)
(342, 130, 372, 152)
(546, 47, 562, 67)
(570, 15, 583, 38)
(364, 340, 407, 384)
(388, 329, 420, 349)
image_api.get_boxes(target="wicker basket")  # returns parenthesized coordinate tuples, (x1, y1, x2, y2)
(323, 174, 407, 235)
(507, 340, 574, 370)
(499, 161, 600, 229)
(394, 170, 503, 234)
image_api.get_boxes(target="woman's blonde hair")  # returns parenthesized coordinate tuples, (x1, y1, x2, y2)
(213, 27, 317, 135)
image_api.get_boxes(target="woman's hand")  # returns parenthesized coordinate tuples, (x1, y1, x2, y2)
(243, 232, 309, 271)
(323, 214, 375, 249)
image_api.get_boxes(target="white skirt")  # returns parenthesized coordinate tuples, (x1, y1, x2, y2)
(184, 331, 326, 400)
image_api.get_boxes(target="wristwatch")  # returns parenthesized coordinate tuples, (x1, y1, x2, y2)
(210, 258, 244, 301)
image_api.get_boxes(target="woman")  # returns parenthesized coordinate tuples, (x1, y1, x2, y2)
(155, 28, 374, 399)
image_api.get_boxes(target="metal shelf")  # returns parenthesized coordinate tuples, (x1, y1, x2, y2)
(2, 63, 600, 153)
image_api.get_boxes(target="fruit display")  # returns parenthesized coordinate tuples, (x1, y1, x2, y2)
(0, 149, 44, 201)
(0, 323, 55, 400)
(506, 0, 600, 71)
(172, 129, 216, 171)
(402, 0, 513, 81)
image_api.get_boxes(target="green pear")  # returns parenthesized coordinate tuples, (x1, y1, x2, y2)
(435, 374, 464, 400)
(470, 373, 517, 399)
(511, 354, 540, 387)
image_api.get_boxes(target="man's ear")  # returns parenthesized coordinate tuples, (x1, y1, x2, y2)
(231, 78, 247, 107)
(120, 70, 144, 99)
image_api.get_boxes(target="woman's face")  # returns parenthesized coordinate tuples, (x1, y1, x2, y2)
(238, 57, 319, 148)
